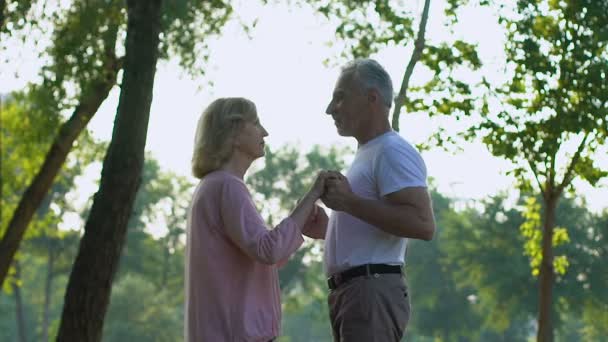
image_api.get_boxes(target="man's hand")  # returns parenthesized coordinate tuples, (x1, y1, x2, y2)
(309, 170, 331, 199)
(302, 204, 328, 239)
(320, 171, 354, 211)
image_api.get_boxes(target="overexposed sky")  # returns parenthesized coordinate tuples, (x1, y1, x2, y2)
(3, 0, 607, 215)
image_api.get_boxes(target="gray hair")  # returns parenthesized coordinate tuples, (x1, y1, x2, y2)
(341, 58, 394, 108)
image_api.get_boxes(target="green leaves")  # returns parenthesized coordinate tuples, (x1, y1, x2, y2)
(422, 41, 482, 72)
(520, 196, 571, 277)
(103, 274, 182, 341)
(313, 1, 415, 61)
(1, 0, 35, 34)
(159, 0, 233, 78)
(42, 0, 123, 111)
(520, 197, 543, 276)
(573, 155, 608, 186)
(1, 89, 105, 289)
(1, 92, 60, 237)
(478, 0, 608, 195)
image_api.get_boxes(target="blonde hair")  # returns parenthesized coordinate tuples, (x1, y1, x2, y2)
(191, 97, 257, 179)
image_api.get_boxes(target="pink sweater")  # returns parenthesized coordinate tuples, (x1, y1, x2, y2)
(185, 170, 304, 341)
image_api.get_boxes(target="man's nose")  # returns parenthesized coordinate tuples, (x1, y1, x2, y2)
(325, 102, 334, 115)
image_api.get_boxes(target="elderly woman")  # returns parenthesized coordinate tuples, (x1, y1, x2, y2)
(185, 97, 328, 342)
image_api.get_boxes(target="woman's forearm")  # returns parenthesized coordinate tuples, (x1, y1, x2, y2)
(288, 192, 318, 229)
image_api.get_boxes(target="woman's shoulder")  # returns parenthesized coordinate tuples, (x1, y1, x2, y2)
(203, 170, 243, 185)
(200, 170, 247, 195)
(192, 171, 253, 212)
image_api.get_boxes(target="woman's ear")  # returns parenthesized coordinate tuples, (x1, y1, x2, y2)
(231, 125, 243, 148)
(232, 135, 241, 149)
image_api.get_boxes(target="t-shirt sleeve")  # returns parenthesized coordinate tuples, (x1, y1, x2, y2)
(220, 178, 304, 264)
(375, 142, 427, 196)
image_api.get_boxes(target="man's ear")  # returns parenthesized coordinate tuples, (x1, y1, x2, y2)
(367, 89, 379, 105)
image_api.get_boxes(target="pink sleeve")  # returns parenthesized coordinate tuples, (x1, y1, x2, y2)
(220, 179, 304, 265)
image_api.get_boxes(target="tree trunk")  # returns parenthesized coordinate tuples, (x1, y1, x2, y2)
(0, 44, 120, 288)
(56, 1, 162, 341)
(0, 0, 6, 30)
(161, 236, 169, 288)
(0, 0, 6, 31)
(537, 195, 558, 342)
(42, 244, 56, 342)
(391, 0, 431, 131)
(13, 262, 28, 342)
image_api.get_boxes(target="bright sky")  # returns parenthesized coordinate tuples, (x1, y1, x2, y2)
(3, 0, 607, 216)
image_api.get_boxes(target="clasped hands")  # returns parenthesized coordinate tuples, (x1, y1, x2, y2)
(303, 170, 352, 239)
(310, 170, 353, 212)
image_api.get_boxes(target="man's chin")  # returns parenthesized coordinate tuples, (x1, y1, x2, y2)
(336, 128, 350, 137)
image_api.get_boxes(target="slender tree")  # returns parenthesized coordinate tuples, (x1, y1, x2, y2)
(0, 0, 233, 287)
(474, 1, 608, 340)
(11, 262, 27, 342)
(56, 0, 163, 339)
(0, 0, 122, 286)
(392, 0, 431, 131)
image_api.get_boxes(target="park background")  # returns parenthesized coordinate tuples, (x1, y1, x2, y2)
(1, 0, 607, 341)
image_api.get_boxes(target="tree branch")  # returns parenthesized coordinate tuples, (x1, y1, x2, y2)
(548, 144, 557, 195)
(556, 131, 590, 194)
(527, 159, 546, 198)
(391, 0, 431, 131)
(0, 34, 121, 287)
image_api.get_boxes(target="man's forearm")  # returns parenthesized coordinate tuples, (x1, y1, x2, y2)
(343, 195, 434, 240)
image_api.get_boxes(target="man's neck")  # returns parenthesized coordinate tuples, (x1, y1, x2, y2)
(356, 120, 392, 145)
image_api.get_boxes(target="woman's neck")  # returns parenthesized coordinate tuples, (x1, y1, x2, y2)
(219, 153, 253, 179)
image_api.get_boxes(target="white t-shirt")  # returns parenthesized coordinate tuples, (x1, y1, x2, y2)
(323, 131, 427, 276)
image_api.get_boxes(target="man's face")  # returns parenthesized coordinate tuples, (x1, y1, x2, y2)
(325, 73, 368, 137)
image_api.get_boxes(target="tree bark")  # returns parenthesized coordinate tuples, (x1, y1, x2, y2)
(0, 0, 6, 31)
(12, 262, 28, 342)
(56, 0, 162, 340)
(537, 194, 558, 342)
(391, 0, 431, 131)
(42, 243, 56, 342)
(162, 236, 170, 288)
(0, 43, 120, 288)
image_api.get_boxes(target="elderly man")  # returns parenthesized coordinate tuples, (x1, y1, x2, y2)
(317, 58, 436, 342)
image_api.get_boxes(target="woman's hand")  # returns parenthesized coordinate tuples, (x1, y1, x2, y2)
(302, 204, 328, 239)
(289, 170, 331, 234)
(309, 170, 330, 199)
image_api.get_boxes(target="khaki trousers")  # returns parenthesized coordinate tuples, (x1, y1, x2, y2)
(328, 274, 410, 342)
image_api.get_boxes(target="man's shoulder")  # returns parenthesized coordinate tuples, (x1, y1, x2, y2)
(381, 132, 421, 157)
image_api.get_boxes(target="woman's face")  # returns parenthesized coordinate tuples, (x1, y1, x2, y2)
(234, 116, 269, 160)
